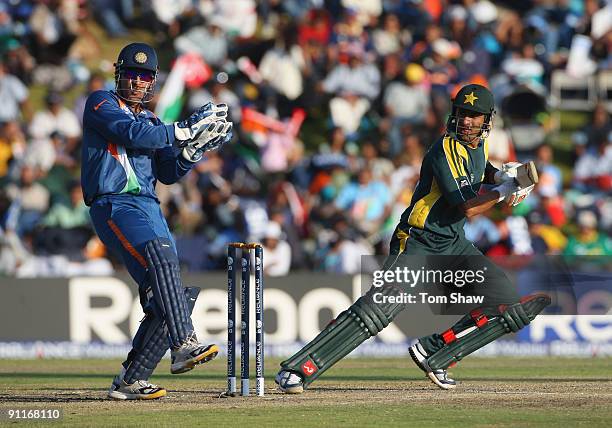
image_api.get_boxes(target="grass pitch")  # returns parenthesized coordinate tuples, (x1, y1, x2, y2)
(0, 357, 610, 427)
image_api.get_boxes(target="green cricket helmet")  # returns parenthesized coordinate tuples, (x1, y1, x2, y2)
(446, 83, 496, 145)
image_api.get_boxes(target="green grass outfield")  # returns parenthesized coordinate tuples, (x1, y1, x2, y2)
(0, 357, 610, 427)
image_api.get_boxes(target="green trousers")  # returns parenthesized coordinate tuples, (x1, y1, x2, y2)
(388, 226, 520, 354)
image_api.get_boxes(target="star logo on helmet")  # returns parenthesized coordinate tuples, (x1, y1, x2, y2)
(464, 92, 478, 106)
(134, 52, 148, 64)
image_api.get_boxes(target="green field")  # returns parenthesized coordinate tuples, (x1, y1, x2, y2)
(0, 357, 610, 427)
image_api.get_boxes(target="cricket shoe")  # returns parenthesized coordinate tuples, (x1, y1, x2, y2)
(170, 333, 219, 374)
(108, 366, 166, 400)
(409, 342, 456, 390)
(275, 370, 304, 394)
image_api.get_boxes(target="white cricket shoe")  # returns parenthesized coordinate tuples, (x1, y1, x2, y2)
(275, 370, 304, 394)
(409, 342, 457, 390)
(170, 333, 219, 374)
(108, 367, 166, 400)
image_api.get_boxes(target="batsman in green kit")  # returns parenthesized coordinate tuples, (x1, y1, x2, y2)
(275, 84, 550, 393)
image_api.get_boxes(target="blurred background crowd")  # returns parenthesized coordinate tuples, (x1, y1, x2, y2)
(0, 0, 610, 278)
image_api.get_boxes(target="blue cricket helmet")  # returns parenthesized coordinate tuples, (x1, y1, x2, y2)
(114, 42, 158, 104)
(115, 42, 158, 72)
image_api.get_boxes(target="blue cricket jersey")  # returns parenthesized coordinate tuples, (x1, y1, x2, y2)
(81, 90, 194, 206)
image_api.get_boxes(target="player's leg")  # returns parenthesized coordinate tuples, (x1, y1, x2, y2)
(91, 200, 170, 399)
(409, 240, 550, 389)
(108, 286, 200, 400)
(389, 229, 462, 388)
(276, 279, 406, 393)
(416, 240, 520, 356)
(423, 294, 549, 368)
(90, 199, 217, 399)
(275, 226, 420, 393)
(143, 201, 219, 373)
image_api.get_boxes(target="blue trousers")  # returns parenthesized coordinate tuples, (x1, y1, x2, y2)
(89, 195, 175, 291)
(90, 195, 187, 382)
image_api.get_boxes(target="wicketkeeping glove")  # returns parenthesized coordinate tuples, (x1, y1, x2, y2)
(174, 103, 228, 144)
(181, 120, 233, 162)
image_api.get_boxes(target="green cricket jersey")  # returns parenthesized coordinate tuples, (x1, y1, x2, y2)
(395, 135, 497, 248)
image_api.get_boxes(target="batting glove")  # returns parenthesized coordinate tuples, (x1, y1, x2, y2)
(174, 103, 228, 144)
(506, 184, 535, 207)
(181, 120, 233, 162)
(493, 162, 522, 184)
(493, 180, 520, 203)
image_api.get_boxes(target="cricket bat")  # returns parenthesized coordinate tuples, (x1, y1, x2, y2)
(514, 161, 539, 188)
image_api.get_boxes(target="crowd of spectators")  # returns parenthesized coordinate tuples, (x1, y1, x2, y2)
(0, 0, 611, 278)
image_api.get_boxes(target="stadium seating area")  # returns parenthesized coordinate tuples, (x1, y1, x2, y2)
(0, 0, 610, 277)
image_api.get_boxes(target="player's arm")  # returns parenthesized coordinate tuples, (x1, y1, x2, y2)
(459, 191, 502, 218)
(85, 92, 227, 151)
(464, 161, 540, 216)
(431, 140, 480, 211)
(460, 174, 539, 218)
(483, 161, 499, 185)
(84, 91, 175, 149)
(431, 142, 514, 218)
(153, 146, 194, 185)
(153, 116, 233, 184)
(462, 161, 517, 217)
(150, 113, 193, 185)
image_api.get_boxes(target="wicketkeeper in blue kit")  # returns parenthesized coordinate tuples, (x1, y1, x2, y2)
(81, 42, 233, 400)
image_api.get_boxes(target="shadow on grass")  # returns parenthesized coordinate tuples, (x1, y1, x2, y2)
(0, 372, 225, 380)
(0, 389, 247, 403)
(0, 394, 107, 403)
(0, 372, 603, 384)
(319, 375, 603, 383)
